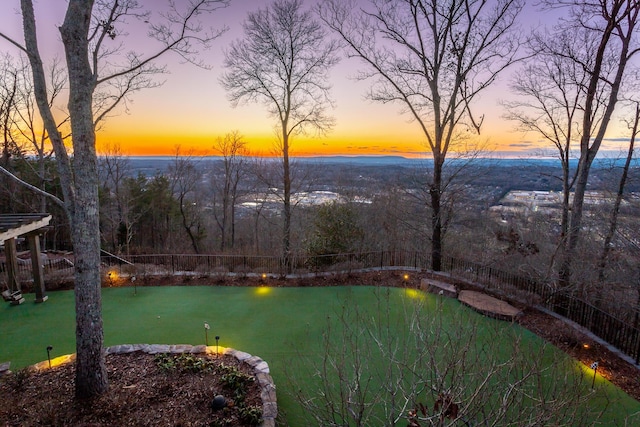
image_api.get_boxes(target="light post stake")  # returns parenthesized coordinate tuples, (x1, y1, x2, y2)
(590, 361, 599, 389)
(204, 322, 210, 346)
(46, 345, 53, 368)
(215, 336, 220, 358)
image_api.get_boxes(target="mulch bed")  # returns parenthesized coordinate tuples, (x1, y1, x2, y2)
(0, 351, 263, 427)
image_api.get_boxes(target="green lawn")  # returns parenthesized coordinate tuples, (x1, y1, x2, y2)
(1, 285, 638, 425)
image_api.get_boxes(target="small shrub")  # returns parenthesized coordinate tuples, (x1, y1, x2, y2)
(154, 353, 216, 373)
(218, 364, 254, 390)
(237, 404, 262, 425)
(154, 353, 177, 370)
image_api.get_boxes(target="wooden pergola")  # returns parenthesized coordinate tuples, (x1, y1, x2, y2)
(0, 213, 52, 305)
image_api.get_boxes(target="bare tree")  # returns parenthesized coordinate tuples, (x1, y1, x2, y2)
(0, 54, 21, 212)
(505, 32, 587, 241)
(0, 0, 229, 397)
(241, 156, 277, 254)
(319, 0, 524, 271)
(596, 102, 640, 286)
(168, 147, 205, 254)
(212, 130, 248, 251)
(0, 55, 19, 168)
(98, 142, 142, 254)
(221, 0, 339, 265)
(15, 57, 68, 217)
(551, 0, 640, 289)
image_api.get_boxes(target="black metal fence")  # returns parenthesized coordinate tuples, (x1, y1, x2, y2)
(3, 250, 639, 363)
(0, 256, 75, 284)
(441, 254, 640, 364)
(100, 251, 431, 277)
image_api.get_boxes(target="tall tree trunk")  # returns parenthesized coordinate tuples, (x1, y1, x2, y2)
(558, 158, 591, 290)
(597, 104, 639, 285)
(430, 156, 444, 271)
(59, 0, 108, 398)
(179, 194, 200, 254)
(282, 127, 291, 271)
(220, 165, 230, 252)
(21, 0, 107, 397)
(557, 1, 635, 290)
(560, 157, 571, 240)
(231, 180, 238, 249)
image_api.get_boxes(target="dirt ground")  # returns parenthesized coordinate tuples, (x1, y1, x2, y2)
(1, 270, 638, 426)
(0, 351, 262, 427)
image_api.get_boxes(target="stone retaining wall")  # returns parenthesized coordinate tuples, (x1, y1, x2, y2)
(31, 344, 277, 427)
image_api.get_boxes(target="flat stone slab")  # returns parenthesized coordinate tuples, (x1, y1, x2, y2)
(0, 361, 10, 375)
(421, 278, 458, 298)
(458, 290, 522, 321)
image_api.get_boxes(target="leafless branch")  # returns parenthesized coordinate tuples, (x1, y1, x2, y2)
(0, 165, 64, 208)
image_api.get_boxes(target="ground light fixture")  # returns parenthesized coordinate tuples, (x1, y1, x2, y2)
(46, 345, 53, 368)
(107, 270, 119, 287)
(591, 361, 599, 389)
(403, 273, 410, 281)
(215, 336, 220, 357)
(204, 322, 210, 346)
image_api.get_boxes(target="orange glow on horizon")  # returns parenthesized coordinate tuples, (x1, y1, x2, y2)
(96, 129, 523, 158)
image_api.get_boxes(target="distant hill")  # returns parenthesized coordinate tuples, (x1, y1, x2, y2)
(123, 155, 424, 175)
(117, 155, 632, 176)
(294, 155, 423, 166)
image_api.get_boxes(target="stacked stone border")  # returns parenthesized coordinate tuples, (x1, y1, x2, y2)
(30, 344, 277, 427)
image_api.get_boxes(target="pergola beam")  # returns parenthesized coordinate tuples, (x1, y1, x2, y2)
(0, 214, 52, 241)
(1, 214, 52, 304)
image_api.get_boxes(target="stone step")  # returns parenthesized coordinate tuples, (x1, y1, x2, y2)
(420, 278, 458, 298)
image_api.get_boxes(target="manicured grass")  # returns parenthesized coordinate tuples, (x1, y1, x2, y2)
(1, 285, 638, 425)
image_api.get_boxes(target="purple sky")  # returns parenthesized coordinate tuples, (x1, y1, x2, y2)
(0, 1, 631, 157)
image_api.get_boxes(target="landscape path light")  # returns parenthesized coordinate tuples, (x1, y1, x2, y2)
(215, 335, 220, 358)
(590, 361, 599, 389)
(46, 345, 53, 368)
(204, 322, 210, 346)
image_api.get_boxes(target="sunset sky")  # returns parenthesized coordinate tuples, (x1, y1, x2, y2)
(0, 1, 632, 158)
